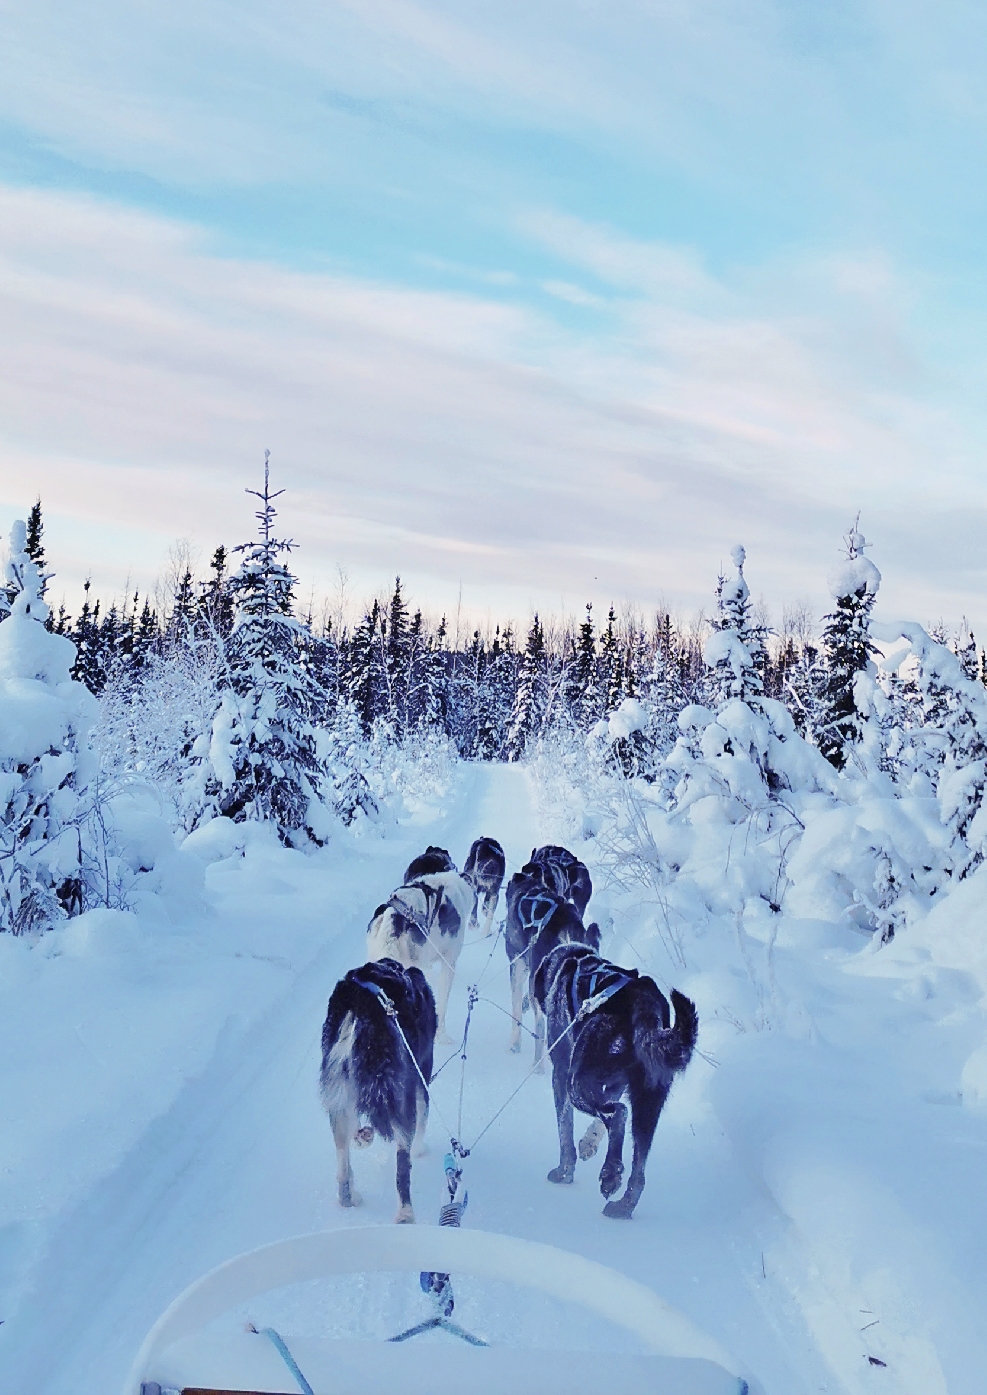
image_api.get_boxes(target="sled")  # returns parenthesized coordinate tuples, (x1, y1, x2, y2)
(125, 1225, 754, 1395)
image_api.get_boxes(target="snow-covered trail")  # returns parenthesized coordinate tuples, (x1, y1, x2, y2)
(3, 763, 869, 1393)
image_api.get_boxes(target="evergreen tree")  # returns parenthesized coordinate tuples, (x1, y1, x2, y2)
(599, 606, 625, 715)
(207, 456, 328, 844)
(817, 525, 881, 770)
(566, 603, 600, 728)
(25, 498, 51, 598)
(507, 614, 548, 760)
(199, 545, 235, 637)
(0, 520, 98, 932)
(346, 600, 386, 735)
(70, 581, 107, 693)
(167, 568, 196, 646)
(386, 576, 411, 730)
(705, 546, 764, 706)
(954, 622, 979, 683)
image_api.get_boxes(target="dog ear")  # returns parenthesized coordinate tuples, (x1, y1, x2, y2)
(585, 921, 601, 950)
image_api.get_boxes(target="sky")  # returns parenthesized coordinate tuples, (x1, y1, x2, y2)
(1, 1, 987, 636)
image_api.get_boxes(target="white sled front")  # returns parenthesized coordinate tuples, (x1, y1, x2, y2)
(125, 1225, 753, 1395)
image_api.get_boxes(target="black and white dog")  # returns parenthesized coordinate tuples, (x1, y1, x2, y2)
(367, 870, 474, 1041)
(404, 845, 456, 881)
(533, 941, 697, 1219)
(320, 958, 437, 1223)
(530, 845, 593, 919)
(463, 836, 506, 937)
(504, 868, 600, 1067)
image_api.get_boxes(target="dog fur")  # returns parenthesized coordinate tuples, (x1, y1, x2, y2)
(533, 941, 697, 1219)
(504, 869, 600, 1067)
(463, 836, 506, 936)
(404, 845, 456, 882)
(530, 844, 593, 918)
(320, 958, 437, 1223)
(367, 870, 474, 1041)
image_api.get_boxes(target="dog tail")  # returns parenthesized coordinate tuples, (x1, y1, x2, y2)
(632, 984, 698, 1088)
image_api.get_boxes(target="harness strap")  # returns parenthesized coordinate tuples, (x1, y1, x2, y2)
(568, 956, 638, 1022)
(388, 880, 442, 937)
(517, 891, 559, 937)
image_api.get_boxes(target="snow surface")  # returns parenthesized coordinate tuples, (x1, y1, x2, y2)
(2, 762, 986, 1393)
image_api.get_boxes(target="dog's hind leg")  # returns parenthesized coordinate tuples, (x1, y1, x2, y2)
(508, 957, 526, 1053)
(603, 1084, 666, 1220)
(531, 998, 547, 1073)
(597, 1101, 627, 1199)
(482, 889, 496, 937)
(412, 1088, 429, 1158)
(394, 1134, 415, 1224)
(578, 1117, 606, 1160)
(331, 1111, 362, 1208)
(547, 1042, 576, 1184)
(435, 955, 456, 1045)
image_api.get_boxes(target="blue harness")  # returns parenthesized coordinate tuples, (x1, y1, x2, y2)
(517, 889, 561, 937)
(568, 955, 639, 1021)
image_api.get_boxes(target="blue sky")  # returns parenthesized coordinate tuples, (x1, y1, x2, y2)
(2, 1, 987, 633)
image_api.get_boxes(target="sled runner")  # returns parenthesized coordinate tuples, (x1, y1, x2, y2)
(126, 1226, 754, 1395)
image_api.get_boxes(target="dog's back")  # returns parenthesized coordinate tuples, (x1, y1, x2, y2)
(530, 845, 593, 916)
(404, 846, 456, 882)
(320, 958, 436, 1138)
(464, 836, 506, 891)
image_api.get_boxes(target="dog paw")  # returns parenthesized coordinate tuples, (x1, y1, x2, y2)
(599, 1164, 624, 1198)
(394, 1204, 415, 1224)
(533, 1059, 546, 1075)
(412, 1141, 429, 1158)
(547, 1166, 575, 1185)
(338, 1182, 363, 1208)
(603, 1197, 635, 1220)
(508, 1040, 521, 1054)
(436, 1029, 454, 1046)
(353, 1126, 374, 1148)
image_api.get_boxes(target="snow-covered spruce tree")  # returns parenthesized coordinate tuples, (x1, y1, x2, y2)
(706, 545, 765, 706)
(0, 520, 99, 933)
(656, 545, 839, 914)
(817, 525, 881, 770)
(876, 622, 987, 881)
(506, 613, 548, 760)
(565, 603, 601, 730)
(207, 459, 330, 846)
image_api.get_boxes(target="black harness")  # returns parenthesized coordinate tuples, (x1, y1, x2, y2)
(388, 880, 443, 938)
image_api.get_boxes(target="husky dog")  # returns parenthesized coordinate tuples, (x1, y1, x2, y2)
(462, 836, 506, 936)
(530, 845, 592, 918)
(533, 941, 697, 1219)
(320, 958, 436, 1223)
(404, 846, 456, 882)
(367, 871, 474, 1041)
(504, 869, 600, 1067)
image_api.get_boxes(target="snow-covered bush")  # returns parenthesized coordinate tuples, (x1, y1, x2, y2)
(94, 628, 227, 834)
(0, 522, 99, 933)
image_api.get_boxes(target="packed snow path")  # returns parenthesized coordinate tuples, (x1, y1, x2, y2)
(2, 763, 984, 1393)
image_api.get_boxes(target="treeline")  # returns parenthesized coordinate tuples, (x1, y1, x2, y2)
(15, 497, 896, 766)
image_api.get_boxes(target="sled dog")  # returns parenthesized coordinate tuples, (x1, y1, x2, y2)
(504, 869, 600, 1067)
(533, 941, 697, 1219)
(367, 871, 474, 1041)
(530, 844, 593, 918)
(463, 836, 506, 936)
(404, 845, 456, 882)
(320, 957, 436, 1223)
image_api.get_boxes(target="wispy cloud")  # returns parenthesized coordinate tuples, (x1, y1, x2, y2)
(2, 184, 985, 632)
